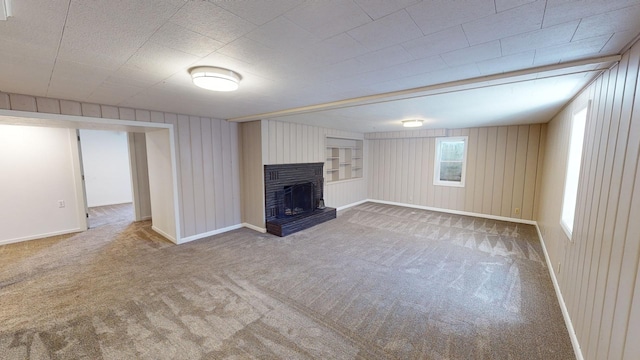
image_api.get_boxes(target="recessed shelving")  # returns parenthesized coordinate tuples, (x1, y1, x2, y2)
(325, 137, 363, 182)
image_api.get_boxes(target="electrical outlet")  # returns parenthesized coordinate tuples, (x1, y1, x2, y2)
(514, 207, 520, 215)
(58, 200, 65, 208)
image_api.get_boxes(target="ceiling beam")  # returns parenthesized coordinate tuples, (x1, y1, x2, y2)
(227, 55, 621, 123)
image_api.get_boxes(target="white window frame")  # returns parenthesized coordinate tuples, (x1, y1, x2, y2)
(560, 105, 588, 240)
(434, 136, 468, 187)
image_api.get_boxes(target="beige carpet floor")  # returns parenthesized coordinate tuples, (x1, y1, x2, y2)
(88, 203, 134, 229)
(0, 202, 574, 359)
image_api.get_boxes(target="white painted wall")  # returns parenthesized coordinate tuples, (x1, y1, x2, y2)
(0, 125, 85, 244)
(79, 129, 132, 207)
(145, 129, 178, 242)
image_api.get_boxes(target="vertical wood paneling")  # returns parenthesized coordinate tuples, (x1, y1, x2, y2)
(501, 126, 518, 217)
(511, 126, 529, 219)
(522, 124, 540, 219)
(537, 39, 640, 360)
(201, 119, 216, 231)
(492, 127, 508, 215)
(464, 127, 478, 212)
(189, 117, 206, 234)
(367, 124, 543, 221)
(211, 120, 225, 230)
(482, 127, 497, 214)
(177, 116, 195, 236)
(473, 127, 487, 213)
(221, 120, 234, 227)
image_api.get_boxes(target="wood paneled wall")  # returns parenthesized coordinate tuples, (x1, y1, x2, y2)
(261, 119, 368, 210)
(537, 39, 640, 360)
(239, 121, 265, 229)
(0, 92, 241, 239)
(366, 125, 545, 220)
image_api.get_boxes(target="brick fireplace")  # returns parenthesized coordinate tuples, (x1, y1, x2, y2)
(264, 163, 336, 236)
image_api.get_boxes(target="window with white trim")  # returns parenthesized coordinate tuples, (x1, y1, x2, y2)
(434, 136, 468, 187)
(560, 106, 587, 239)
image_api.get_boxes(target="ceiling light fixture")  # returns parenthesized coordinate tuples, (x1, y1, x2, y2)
(402, 119, 424, 128)
(189, 66, 241, 92)
(1, 0, 13, 21)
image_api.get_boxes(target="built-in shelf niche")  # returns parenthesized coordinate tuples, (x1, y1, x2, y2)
(325, 137, 363, 182)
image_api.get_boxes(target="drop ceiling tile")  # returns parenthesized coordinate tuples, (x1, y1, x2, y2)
(284, 0, 372, 40)
(500, 20, 580, 55)
(401, 25, 469, 59)
(217, 37, 280, 65)
(495, 0, 537, 12)
(0, 55, 54, 97)
(122, 42, 199, 79)
(151, 22, 223, 57)
(170, 1, 256, 44)
(0, 0, 67, 54)
(215, 0, 304, 25)
(476, 51, 535, 74)
(354, 0, 420, 20)
(533, 34, 612, 65)
(406, 0, 495, 35)
(58, 0, 182, 70)
(245, 16, 319, 51)
(572, 5, 640, 41)
(600, 30, 639, 53)
(355, 45, 414, 73)
(441, 41, 502, 67)
(462, 0, 546, 45)
(348, 10, 423, 51)
(543, 0, 640, 27)
(300, 33, 370, 66)
(88, 80, 145, 105)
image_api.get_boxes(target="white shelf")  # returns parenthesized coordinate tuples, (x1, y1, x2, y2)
(325, 137, 363, 182)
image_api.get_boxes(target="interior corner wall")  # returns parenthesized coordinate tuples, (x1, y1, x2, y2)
(79, 129, 133, 207)
(0, 125, 85, 244)
(366, 124, 545, 221)
(239, 121, 265, 229)
(261, 119, 368, 209)
(536, 40, 640, 360)
(0, 93, 242, 242)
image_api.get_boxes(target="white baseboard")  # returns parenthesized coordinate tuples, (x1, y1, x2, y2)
(366, 199, 537, 225)
(336, 199, 369, 212)
(535, 225, 583, 360)
(178, 224, 244, 244)
(0, 228, 83, 246)
(243, 222, 266, 233)
(151, 226, 177, 244)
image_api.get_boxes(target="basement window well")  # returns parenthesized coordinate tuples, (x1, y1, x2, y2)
(434, 136, 468, 187)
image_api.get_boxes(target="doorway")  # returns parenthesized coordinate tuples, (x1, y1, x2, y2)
(78, 129, 135, 228)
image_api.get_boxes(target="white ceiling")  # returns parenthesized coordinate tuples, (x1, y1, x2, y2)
(0, 0, 639, 133)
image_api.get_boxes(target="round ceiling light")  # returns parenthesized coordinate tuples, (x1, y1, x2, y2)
(402, 119, 424, 128)
(189, 66, 241, 92)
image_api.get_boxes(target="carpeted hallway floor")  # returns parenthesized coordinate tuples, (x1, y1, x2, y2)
(0, 203, 574, 359)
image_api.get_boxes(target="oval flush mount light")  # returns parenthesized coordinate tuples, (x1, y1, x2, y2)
(189, 66, 241, 92)
(402, 119, 424, 128)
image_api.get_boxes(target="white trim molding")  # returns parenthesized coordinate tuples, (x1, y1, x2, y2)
(243, 222, 267, 233)
(535, 224, 583, 360)
(366, 199, 537, 225)
(178, 224, 244, 244)
(0, 228, 83, 246)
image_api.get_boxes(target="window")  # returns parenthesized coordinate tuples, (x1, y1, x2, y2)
(561, 106, 587, 239)
(434, 136, 468, 187)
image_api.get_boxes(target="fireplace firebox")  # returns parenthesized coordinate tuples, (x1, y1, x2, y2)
(264, 163, 336, 236)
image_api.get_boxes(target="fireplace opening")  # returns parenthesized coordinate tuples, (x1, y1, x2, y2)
(277, 182, 315, 217)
